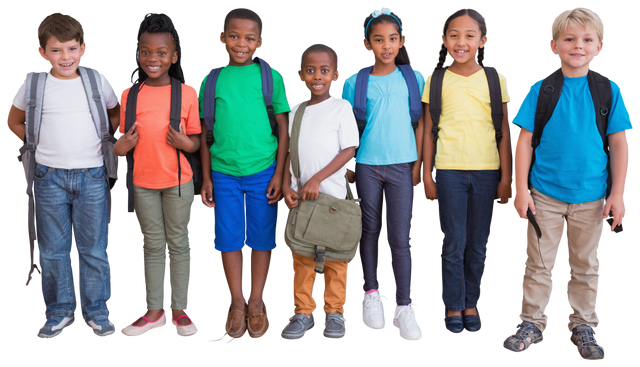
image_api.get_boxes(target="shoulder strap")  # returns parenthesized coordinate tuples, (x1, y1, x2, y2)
(169, 77, 185, 198)
(397, 64, 422, 130)
(428, 68, 446, 172)
(254, 57, 279, 140)
(587, 70, 612, 198)
(124, 83, 141, 212)
(353, 66, 373, 139)
(290, 101, 309, 191)
(203, 67, 223, 147)
(483, 67, 504, 149)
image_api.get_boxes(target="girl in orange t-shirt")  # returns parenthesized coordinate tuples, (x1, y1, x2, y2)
(113, 13, 201, 337)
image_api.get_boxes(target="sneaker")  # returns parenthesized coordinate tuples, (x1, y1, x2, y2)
(38, 315, 75, 338)
(571, 324, 604, 360)
(87, 314, 115, 336)
(503, 322, 543, 352)
(324, 313, 346, 338)
(393, 305, 421, 340)
(363, 291, 384, 329)
(173, 315, 197, 337)
(121, 311, 166, 336)
(281, 314, 314, 339)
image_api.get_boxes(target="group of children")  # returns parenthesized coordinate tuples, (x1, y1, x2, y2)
(8, 6, 630, 361)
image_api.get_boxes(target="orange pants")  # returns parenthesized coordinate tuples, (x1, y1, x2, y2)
(292, 253, 348, 315)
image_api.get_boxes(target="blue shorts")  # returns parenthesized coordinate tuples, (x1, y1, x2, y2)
(212, 162, 277, 252)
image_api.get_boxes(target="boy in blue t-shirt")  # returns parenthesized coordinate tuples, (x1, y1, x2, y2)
(8, 13, 120, 338)
(198, 8, 290, 339)
(504, 8, 631, 360)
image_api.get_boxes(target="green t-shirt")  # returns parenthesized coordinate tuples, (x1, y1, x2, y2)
(199, 63, 290, 176)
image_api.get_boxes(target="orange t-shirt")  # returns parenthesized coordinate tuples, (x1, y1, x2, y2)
(120, 83, 201, 189)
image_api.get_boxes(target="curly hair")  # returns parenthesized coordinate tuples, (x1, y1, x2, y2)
(129, 10, 187, 84)
(360, 10, 413, 65)
(431, 5, 489, 70)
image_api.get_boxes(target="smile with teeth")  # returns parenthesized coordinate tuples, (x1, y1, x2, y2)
(234, 51, 247, 56)
(147, 66, 160, 72)
(312, 84, 324, 90)
(455, 50, 468, 56)
(60, 62, 74, 67)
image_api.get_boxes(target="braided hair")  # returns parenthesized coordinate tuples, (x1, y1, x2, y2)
(435, 9, 487, 70)
(132, 13, 185, 84)
(363, 10, 410, 65)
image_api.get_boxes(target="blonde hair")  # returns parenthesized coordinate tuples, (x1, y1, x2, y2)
(552, 8, 603, 42)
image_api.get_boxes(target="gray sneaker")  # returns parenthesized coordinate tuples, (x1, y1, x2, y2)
(281, 314, 314, 339)
(324, 313, 346, 338)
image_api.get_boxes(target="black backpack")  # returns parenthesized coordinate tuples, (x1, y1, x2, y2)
(527, 66, 624, 238)
(428, 67, 505, 171)
(124, 77, 203, 213)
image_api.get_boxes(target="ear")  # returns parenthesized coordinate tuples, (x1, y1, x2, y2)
(36, 46, 49, 64)
(550, 39, 559, 54)
(442, 34, 446, 45)
(298, 70, 304, 81)
(479, 36, 487, 49)
(256, 37, 262, 48)
(171, 50, 178, 64)
(79, 43, 86, 57)
(333, 70, 339, 81)
(399, 35, 405, 48)
(220, 32, 226, 43)
(364, 38, 372, 51)
(595, 41, 603, 56)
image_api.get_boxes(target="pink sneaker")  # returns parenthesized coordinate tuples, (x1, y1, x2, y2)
(173, 315, 197, 337)
(121, 311, 166, 336)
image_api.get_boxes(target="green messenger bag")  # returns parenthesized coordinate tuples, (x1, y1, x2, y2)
(284, 101, 362, 273)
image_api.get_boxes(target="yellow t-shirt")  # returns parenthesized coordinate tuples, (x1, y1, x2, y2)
(422, 69, 509, 170)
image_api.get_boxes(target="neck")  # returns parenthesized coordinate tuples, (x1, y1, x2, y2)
(371, 61, 397, 76)
(145, 74, 171, 87)
(308, 93, 331, 106)
(561, 65, 589, 78)
(447, 61, 483, 77)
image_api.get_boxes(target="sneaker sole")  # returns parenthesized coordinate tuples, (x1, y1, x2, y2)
(323, 329, 345, 338)
(281, 322, 314, 340)
(393, 319, 421, 341)
(503, 334, 544, 352)
(38, 317, 75, 338)
(34, 319, 77, 342)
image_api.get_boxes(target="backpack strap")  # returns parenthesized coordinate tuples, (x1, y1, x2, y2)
(428, 67, 446, 172)
(397, 64, 422, 130)
(290, 101, 309, 191)
(203, 67, 223, 147)
(483, 67, 504, 150)
(587, 70, 612, 199)
(169, 77, 184, 197)
(353, 66, 373, 139)
(254, 57, 279, 140)
(124, 83, 141, 212)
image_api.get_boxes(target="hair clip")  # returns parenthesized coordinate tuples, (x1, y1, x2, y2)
(365, 8, 402, 37)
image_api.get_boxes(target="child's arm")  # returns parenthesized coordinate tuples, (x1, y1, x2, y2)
(282, 154, 298, 209)
(412, 111, 424, 186)
(603, 131, 628, 230)
(167, 122, 200, 153)
(496, 103, 513, 204)
(299, 147, 356, 201)
(7, 105, 26, 141)
(199, 119, 214, 208)
(266, 112, 289, 204)
(107, 104, 120, 132)
(422, 103, 437, 200)
(113, 122, 139, 156)
(514, 128, 535, 218)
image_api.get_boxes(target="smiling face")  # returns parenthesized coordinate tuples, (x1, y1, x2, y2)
(39, 37, 85, 80)
(138, 32, 178, 86)
(551, 24, 602, 77)
(221, 18, 262, 66)
(364, 22, 405, 67)
(442, 14, 486, 68)
(298, 51, 338, 105)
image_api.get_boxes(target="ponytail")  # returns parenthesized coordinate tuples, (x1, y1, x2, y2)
(435, 44, 448, 70)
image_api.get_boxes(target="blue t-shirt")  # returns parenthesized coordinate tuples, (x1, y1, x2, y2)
(513, 74, 631, 203)
(342, 67, 425, 165)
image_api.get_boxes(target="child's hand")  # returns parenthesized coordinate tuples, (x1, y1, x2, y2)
(346, 169, 356, 183)
(514, 191, 534, 219)
(266, 174, 283, 204)
(424, 178, 437, 200)
(167, 122, 193, 151)
(200, 178, 215, 208)
(603, 193, 625, 231)
(113, 122, 139, 156)
(283, 186, 299, 209)
(496, 179, 512, 204)
(412, 162, 422, 186)
(299, 177, 321, 201)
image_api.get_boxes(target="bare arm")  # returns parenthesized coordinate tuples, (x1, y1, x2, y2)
(107, 104, 120, 132)
(8, 105, 26, 141)
(422, 102, 437, 200)
(513, 128, 535, 218)
(199, 118, 214, 207)
(603, 131, 628, 230)
(299, 147, 356, 201)
(496, 103, 513, 204)
(412, 109, 424, 186)
(282, 154, 298, 209)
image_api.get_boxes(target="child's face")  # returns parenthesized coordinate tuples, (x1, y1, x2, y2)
(364, 22, 405, 67)
(551, 25, 602, 77)
(442, 15, 486, 67)
(38, 37, 85, 80)
(220, 18, 262, 66)
(138, 32, 178, 87)
(298, 52, 338, 104)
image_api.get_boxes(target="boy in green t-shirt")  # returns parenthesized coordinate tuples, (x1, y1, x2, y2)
(198, 8, 290, 339)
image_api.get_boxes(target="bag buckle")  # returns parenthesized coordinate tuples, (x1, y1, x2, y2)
(330, 207, 338, 214)
(314, 249, 325, 263)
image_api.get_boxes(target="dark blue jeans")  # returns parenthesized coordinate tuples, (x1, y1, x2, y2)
(356, 163, 414, 305)
(436, 170, 499, 311)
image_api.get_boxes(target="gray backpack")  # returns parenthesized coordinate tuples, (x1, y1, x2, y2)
(17, 66, 118, 285)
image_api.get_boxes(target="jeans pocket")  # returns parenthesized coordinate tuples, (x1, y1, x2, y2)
(84, 166, 106, 181)
(34, 164, 51, 181)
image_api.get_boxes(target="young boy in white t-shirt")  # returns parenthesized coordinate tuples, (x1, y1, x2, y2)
(8, 13, 120, 338)
(281, 44, 359, 339)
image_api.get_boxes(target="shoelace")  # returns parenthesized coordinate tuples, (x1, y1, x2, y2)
(397, 307, 417, 326)
(514, 323, 537, 339)
(326, 314, 345, 325)
(575, 327, 597, 346)
(364, 295, 383, 311)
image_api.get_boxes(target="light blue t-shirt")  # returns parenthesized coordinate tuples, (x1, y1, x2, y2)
(513, 74, 632, 203)
(342, 67, 425, 165)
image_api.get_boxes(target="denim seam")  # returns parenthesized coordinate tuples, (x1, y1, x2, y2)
(84, 310, 108, 321)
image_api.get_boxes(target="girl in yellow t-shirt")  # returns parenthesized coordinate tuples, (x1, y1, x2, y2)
(422, 9, 512, 334)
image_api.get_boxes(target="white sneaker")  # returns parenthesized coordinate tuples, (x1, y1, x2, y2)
(363, 291, 385, 329)
(393, 305, 421, 340)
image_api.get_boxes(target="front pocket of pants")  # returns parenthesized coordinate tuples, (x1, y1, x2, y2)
(34, 164, 51, 181)
(84, 166, 106, 181)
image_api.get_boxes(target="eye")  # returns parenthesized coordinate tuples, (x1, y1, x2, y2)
(247, 37, 254, 42)
(585, 38, 593, 42)
(565, 38, 573, 42)
(70, 47, 77, 51)
(390, 37, 397, 41)
(321, 69, 329, 74)
(230, 35, 238, 39)
(159, 52, 166, 56)
(306, 69, 313, 74)
(141, 51, 149, 55)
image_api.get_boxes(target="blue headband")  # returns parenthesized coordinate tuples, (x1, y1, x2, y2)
(365, 7, 402, 37)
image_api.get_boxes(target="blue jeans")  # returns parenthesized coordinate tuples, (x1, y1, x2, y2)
(356, 163, 414, 305)
(34, 163, 111, 322)
(436, 170, 499, 311)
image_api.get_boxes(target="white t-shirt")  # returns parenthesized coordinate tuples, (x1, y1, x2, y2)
(288, 97, 359, 199)
(13, 71, 118, 169)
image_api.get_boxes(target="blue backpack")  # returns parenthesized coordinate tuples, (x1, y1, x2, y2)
(352, 64, 423, 141)
(202, 57, 278, 147)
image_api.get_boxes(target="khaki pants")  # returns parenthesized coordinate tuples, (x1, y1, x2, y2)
(292, 253, 348, 315)
(520, 188, 604, 331)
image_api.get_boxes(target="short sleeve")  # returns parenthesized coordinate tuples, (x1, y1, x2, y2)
(338, 101, 360, 150)
(606, 81, 632, 135)
(499, 73, 510, 103)
(421, 75, 432, 104)
(183, 85, 201, 135)
(12, 80, 27, 111)
(512, 81, 542, 133)
(100, 75, 119, 109)
(271, 69, 290, 114)
(198, 75, 208, 119)
(342, 75, 356, 107)
(414, 70, 425, 97)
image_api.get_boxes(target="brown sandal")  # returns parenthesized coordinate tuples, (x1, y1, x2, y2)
(247, 303, 269, 338)
(225, 304, 247, 338)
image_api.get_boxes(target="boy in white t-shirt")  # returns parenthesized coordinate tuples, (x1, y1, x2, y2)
(281, 44, 359, 339)
(8, 13, 120, 338)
